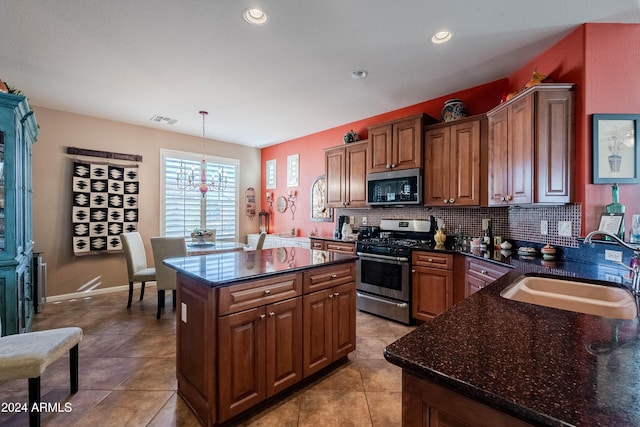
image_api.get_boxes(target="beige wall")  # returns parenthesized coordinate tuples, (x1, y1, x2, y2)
(32, 106, 261, 297)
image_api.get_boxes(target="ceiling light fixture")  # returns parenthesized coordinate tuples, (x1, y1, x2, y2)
(431, 30, 453, 44)
(349, 69, 368, 80)
(176, 111, 227, 197)
(243, 7, 268, 25)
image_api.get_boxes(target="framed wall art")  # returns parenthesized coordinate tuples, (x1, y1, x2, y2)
(287, 154, 299, 187)
(266, 159, 276, 189)
(592, 114, 640, 184)
(310, 175, 332, 222)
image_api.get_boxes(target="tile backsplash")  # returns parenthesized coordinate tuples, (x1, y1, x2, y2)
(336, 203, 582, 248)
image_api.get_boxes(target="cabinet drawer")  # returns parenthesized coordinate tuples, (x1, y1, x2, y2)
(310, 239, 325, 250)
(325, 241, 355, 254)
(466, 258, 510, 282)
(412, 252, 453, 269)
(303, 263, 355, 293)
(219, 273, 301, 315)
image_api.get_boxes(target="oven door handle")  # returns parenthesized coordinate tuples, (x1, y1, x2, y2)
(356, 252, 409, 263)
(356, 291, 409, 309)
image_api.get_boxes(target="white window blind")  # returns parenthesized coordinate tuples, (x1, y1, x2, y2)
(161, 150, 238, 240)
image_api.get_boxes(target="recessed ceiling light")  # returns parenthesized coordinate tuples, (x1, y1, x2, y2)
(431, 30, 453, 44)
(243, 7, 268, 25)
(349, 69, 368, 79)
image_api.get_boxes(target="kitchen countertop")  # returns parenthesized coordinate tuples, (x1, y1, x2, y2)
(164, 247, 357, 287)
(384, 249, 640, 426)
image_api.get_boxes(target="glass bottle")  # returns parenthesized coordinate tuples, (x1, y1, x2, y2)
(483, 220, 493, 250)
(605, 184, 625, 240)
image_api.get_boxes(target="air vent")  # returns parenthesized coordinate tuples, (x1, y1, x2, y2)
(150, 115, 178, 125)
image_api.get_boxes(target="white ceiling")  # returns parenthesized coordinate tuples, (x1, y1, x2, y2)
(2, 1, 640, 148)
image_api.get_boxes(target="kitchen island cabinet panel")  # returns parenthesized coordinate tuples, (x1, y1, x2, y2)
(403, 371, 533, 427)
(166, 250, 357, 426)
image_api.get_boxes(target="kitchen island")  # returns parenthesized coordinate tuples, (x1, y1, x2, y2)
(164, 247, 358, 426)
(384, 258, 640, 426)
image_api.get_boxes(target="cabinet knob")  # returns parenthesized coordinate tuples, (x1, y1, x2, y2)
(481, 269, 487, 274)
(449, 198, 455, 204)
(386, 164, 391, 169)
(428, 258, 433, 262)
(411, 269, 416, 273)
(260, 314, 266, 320)
(329, 294, 334, 298)
(334, 292, 340, 297)
(331, 274, 337, 279)
(443, 199, 449, 204)
(269, 311, 275, 317)
(264, 289, 271, 295)
(390, 164, 396, 168)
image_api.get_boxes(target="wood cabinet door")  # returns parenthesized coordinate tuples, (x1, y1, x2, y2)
(325, 146, 346, 207)
(412, 266, 454, 321)
(266, 297, 303, 397)
(345, 142, 368, 207)
(303, 289, 333, 377)
(450, 119, 481, 206)
(507, 95, 534, 205)
(535, 90, 574, 203)
(488, 108, 510, 205)
(218, 306, 266, 421)
(424, 126, 450, 206)
(368, 124, 393, 173)
(393, 116, 423, 171)
(465, 272, 487, 298)
(331, 282, 356, 360)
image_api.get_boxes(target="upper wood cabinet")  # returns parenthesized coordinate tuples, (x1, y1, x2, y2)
(324, 140, 368, 208)
(424, 115, 487, 207)
(487, 84, 575, 206)
(368, 113, 437, 173)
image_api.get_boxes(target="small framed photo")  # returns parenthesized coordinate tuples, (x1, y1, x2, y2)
(592, 114, 640, 184)
(598, 213, 625, 236)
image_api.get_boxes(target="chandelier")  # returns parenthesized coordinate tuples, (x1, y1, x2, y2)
(176, 111, 227, 197)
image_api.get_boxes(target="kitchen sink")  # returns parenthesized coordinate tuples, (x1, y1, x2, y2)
(500, 275, 637, 319)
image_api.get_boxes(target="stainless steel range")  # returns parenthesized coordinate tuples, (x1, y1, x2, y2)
(356, 218, 435, 324)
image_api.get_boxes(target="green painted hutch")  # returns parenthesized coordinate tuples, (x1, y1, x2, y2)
(0, 92, 38, 335)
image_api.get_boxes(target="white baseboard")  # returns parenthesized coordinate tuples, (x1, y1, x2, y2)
(45, 282, 157, 303)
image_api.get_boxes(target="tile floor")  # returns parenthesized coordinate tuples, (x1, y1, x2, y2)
(0, 286, 415, 426)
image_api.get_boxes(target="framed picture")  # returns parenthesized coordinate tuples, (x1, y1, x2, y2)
(266, 159, 276, 189)
(592, 114, 640, 184)
(310, 175, 333, 222)
(598, 213, 624, 236)
(287, 154, 299, 187)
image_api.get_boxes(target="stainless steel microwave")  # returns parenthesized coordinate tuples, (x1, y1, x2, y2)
(366, 168, 422, 206)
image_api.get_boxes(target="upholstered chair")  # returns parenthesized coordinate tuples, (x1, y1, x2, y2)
(0, 316, 82, 427)
(151, 236, 187, 319)
(120, 232, 156, 308)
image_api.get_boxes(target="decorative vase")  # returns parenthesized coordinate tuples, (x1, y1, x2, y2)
(441, 98, 467, 122)
(343, 130, 360, 144)
(608, 155, 622, 173)
(434, 229, 446, 245)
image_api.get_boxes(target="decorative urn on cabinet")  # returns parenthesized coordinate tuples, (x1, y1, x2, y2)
(441, 98, 468, 122)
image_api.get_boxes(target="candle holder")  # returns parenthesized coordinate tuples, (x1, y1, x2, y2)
(287, 191, 296, 220)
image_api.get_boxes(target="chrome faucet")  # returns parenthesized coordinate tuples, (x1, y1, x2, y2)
(584, 230, 640, 295)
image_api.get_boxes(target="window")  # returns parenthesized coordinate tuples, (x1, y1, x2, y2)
(161, 149, 239, 240)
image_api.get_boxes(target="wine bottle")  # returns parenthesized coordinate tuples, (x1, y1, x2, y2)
(483, 219, 493, 250)
(605, 184, 625, 240)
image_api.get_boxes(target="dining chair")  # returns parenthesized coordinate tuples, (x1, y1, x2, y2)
(151, 236, 187, 319)
(0, 315, 83, 427)
(120, 232, 156, 308)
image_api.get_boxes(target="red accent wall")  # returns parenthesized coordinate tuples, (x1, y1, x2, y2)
(260, 80, 508, 238)
(508, 23, 640, 236)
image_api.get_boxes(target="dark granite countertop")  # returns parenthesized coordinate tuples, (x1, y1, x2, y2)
(384, 251, 640, 426)
(164, 247, 357, 287)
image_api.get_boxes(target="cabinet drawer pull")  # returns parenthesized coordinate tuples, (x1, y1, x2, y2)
(264, 289, 271, 295)
(260, 314, 266, 320)
(269, 312, 275, 317)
